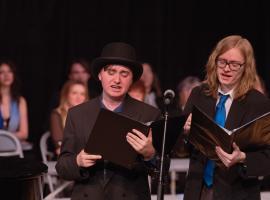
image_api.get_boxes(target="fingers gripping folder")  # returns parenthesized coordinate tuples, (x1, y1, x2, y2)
(85, 108, 187, 169)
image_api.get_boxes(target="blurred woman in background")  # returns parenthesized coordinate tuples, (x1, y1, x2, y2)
(128, 80, 146, 101)
(140, 62, 162, 108)
(177, 76, 201, 112)
(0, 60, 28, 142)
(50, 80, 88, 155)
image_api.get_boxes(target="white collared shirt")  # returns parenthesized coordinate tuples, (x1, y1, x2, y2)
(217, 87, 234, 119)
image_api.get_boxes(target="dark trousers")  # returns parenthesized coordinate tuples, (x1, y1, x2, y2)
(200, 185, 214, 200)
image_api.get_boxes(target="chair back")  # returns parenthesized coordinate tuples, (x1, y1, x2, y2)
(40, 131, 54, 163)
(0, 130, 23, 158)
(40, 131, 59, 193)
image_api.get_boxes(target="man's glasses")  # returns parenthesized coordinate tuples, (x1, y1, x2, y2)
(216, 58, 245, 71)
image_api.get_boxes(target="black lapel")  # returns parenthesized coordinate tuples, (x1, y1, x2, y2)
(199, 94, 217, 119)
(225, 98, 247, 130)
(83, 97, 101, 144)
(121, 95, 139, 118)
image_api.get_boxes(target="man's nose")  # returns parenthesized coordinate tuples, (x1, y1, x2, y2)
(113, 73, 121, 83)
(224, 63, 231, 71)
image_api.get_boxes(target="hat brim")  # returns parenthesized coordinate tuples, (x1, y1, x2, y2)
(91, 57, 143, 81)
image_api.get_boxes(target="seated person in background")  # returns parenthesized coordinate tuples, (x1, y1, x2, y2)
(50, 80, 88, 156)
(68, 58, 91, 86)
(140, 62, 162, 108)
(49, 58, 101, 111)
(128, 80, 146, 101)
(166, 76, 202, 117)
(177, 76, 201, 112)
(0, 60, 29, 148)
(68, 58, 102, 98)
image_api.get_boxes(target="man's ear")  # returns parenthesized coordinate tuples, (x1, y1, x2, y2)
(98, 72, 101, 81)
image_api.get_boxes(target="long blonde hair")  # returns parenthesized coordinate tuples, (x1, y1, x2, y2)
(56, 80, 88, 127)
(205, 35, 258, 99)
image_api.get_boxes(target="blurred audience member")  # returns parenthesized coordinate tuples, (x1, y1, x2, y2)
(0, 60, 29, 147)
(68, 58, 102, 99)
(49, 58, 101, 111)
(172, 77, 200, 158)
(140, 62, 162, 108)
(177, 76, 201, 112)
(67, 59, 90, 87)
(128, 80, 146, 101)
(50, 80, 88, 156)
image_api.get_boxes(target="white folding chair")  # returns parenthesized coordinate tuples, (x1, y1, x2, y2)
(40, 131, 58, 193)
(40, 131, 74, 199)
(43, 181, 73, 200)
(169, 158, 190, 195)
(261, 191, 270, 200)
(0, 130, 23, 158)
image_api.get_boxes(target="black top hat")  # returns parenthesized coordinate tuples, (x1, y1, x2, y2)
(91, 42, 143, 81)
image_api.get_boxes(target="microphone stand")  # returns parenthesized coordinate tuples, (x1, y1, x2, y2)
(157, 106, 169, 200)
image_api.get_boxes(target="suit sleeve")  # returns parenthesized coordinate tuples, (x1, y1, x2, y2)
(241, 119, 270, 177)
(240, 147, 270, 178)
(239, 93, 270, 178)
(55, 111, 89, 181)
(183, 86, 199, 115)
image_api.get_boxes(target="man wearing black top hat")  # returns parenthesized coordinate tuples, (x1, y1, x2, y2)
(56, 42, 161, 200)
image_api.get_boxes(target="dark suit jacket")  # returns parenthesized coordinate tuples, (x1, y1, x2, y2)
(56, 95, 161, 200)
(183, 85, 270, 200)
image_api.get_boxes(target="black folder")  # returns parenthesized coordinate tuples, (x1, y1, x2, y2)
(85, 108, 187, 169)
(150, 115, 187, 155)
(189, 106, 270, 167)
(85, 108, 150, 169)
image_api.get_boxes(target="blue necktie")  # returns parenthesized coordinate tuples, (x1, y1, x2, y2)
(203, 94, 229, 187)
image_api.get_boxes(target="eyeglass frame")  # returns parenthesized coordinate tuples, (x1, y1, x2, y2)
(215, 58, 245, 71)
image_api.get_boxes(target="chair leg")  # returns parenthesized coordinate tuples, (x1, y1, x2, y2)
(46, 174, 55, 192)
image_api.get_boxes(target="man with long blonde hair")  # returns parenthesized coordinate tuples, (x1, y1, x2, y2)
(183, 35, 270, 200)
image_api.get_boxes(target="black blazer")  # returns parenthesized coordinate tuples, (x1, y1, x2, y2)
(56, 95, 161, 200)
(183, 85, 270, 200)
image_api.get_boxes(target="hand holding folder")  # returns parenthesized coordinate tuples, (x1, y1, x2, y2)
(84, 108, 187, 169)
(84, 108, 149, 169)
(189, 106, 270, 167)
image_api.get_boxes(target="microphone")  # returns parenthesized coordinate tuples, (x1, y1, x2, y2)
(163, 89, 175, 105)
